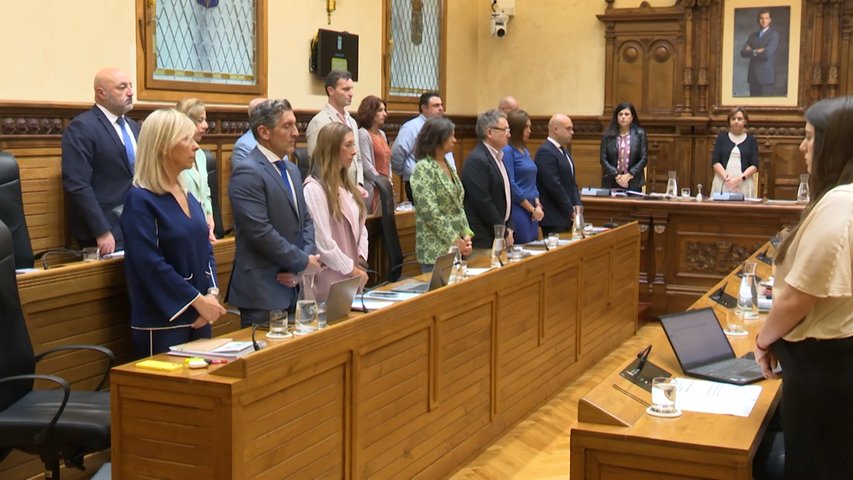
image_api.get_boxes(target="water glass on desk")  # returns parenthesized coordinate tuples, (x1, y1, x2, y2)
(547, 233, 560, 249)
(723, 309, 748, 337)
(81, 247, 100, 262)
(649, 377, 679, 416)
(267, 309, 291, 339)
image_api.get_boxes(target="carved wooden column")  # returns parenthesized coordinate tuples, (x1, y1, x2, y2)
(679, 3, 694, 114)
(650, 213, 669, 314)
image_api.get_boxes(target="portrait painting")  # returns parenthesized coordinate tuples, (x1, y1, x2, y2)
(721, 0, 801, 107)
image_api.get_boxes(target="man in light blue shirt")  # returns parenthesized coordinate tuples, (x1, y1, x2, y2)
(391, 91, 453, 203)
(230, 97, 266, 171)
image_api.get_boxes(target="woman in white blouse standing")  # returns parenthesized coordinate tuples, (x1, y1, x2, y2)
(303, 123, 369, 302)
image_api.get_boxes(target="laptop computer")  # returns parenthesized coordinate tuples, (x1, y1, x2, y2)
(390, 251, 456, 294)
(325, 276, 362, 324)
(659, 307, 765, 385)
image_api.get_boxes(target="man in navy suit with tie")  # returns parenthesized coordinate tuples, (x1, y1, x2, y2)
(535, 114, 582, 236)
(740, 9, 780, 97)
(62, 67, 139, 254)
(227, 99, 320, 327)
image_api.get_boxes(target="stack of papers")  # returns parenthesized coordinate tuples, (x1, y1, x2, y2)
(169, 338, 255, 359)
(674, 377, 762, 417)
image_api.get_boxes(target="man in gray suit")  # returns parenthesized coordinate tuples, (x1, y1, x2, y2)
(227, 99, 320, 327)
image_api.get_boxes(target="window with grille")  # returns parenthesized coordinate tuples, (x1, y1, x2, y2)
(384, 0, 446, 108)
(136, 0, 267, 103)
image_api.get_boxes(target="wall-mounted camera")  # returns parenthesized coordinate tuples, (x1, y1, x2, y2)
(490, 12, 509, 38)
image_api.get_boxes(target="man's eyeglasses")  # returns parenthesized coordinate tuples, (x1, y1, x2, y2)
(489, 126, 511, 134)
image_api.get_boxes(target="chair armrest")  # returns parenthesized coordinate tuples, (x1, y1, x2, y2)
(35, 345, 115, 391)
(0, 374, 70, 443)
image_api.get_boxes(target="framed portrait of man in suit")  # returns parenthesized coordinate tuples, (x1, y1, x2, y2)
(720, 0, 802, 107)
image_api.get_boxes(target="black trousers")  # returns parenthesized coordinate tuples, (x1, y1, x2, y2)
(772, 336, 853, 479)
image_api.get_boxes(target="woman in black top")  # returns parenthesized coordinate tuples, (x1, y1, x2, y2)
(600, 102, 648, 191)
(711, 107, 760, 197)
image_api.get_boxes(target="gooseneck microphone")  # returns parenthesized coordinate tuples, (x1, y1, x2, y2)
(630, 344, 653, 376)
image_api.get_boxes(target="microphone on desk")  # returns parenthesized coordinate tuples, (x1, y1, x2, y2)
(542, 239, 550, 251)
(630, 345, 653, 377)
(251, 322, 269, 351)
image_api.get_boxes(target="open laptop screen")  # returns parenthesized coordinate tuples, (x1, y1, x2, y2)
(660, 308, 736, 371)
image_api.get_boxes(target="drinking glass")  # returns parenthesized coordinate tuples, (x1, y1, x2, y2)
(583, 222, 594, 236)
(508, 244, 524, 262)
(547, 232, 560, 248)
(294, 300, 317, 335)
(317, 301, 328, 329)
(81, 247, 100, 262)
(681, 187, 691, 199)
(267, 309, 291, 339)
(723, 309, 748, 336)
(650, 377, 678, 415)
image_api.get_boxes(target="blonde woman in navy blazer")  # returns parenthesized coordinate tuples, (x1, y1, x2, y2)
(120, 109, 225, 358)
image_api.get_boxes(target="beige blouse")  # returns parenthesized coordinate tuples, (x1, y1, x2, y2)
(777, 183, 853, 341)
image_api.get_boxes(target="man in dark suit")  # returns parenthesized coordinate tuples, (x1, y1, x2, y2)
(227, 99, 320, 327)
(461, 109, 515, 250)
(535, 114, 582, 236)
(740, 9, 780, 97)
(62, 67, 139, 254)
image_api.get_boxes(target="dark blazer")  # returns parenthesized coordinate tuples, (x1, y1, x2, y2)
(61, 105, 139, 246)
(711, 132, 760, 172)
(740, 27, 780, 86)
(535, 140, 582, 231)
(227, 147, 316, 311)
(461, 142, 511, 249)
(121, 187, 216, 330)
(600, 126, 648, 191)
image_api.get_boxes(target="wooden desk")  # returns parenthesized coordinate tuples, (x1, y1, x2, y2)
(570, 244, 781, 480)
(0, 239, 238, 480)
(582, 197, 800, 315)
(110, 224, 640, 479)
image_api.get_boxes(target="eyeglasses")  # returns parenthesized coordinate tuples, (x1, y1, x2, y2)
(489, 126, 511, 134)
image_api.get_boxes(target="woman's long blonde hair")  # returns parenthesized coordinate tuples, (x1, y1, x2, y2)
(133, 108, 196, 194)
(309, 123, 365, 220)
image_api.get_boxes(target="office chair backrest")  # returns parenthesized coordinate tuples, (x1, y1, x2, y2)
(0, 219, 36, 410)
(0, 152, 34, 268)
(293, 147, 310, 180)
(205, 150, 226, 238)
(372, 175, 404, 282)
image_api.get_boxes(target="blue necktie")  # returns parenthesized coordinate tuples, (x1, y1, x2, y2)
(116, 116, 136, 171)
(274, 160, 295, 205)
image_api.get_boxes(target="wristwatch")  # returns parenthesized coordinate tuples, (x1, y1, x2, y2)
(742, 175, 746, 182)
(207, 287, 220, 299)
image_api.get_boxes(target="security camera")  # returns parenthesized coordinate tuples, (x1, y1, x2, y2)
(490, 12, 509, 38)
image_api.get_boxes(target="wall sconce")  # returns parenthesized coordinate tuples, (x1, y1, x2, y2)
(326, 0, 336, 25)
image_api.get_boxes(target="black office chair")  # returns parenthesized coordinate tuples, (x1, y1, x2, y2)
(205, 149, 230, 238)
(0, 152, 34, 268)
(293, 147, 311, 180)
(0, 219, 113, 479)
(372, 175, 417, 282)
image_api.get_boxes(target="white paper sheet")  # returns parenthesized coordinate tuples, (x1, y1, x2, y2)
(674, 377, 762, 417)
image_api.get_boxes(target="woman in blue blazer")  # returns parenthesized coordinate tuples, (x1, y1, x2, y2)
(502, 109, 543, 244)
(120, 109, 225, 358)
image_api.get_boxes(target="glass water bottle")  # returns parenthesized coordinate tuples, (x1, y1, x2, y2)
(665, 171, 678, 197)
(797, 174, 810, 203)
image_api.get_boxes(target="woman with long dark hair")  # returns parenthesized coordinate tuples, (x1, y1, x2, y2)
(755, 96, 853, 479)
(600, 102, 648, 191)
(410, 117, 472, 272)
